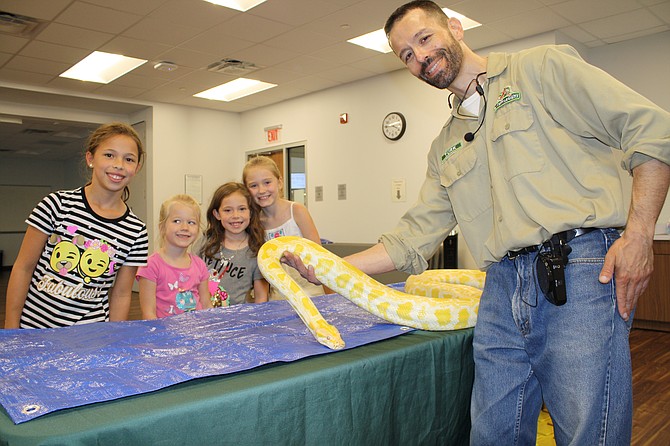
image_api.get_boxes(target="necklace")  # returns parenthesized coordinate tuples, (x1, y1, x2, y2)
(219, 235, 248, 263)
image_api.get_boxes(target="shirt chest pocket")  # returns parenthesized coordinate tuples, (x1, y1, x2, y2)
(490, 103, 544, 180)
(439, 147, 492, 222)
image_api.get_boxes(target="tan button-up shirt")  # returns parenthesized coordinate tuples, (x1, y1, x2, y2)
(381, 45, 670, 272)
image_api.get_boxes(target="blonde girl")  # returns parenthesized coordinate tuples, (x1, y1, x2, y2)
(243, 156, 326, 297)
(199, 182, 268, 306)
(137, 195, 211, 319)
(5, 122, 148, 329)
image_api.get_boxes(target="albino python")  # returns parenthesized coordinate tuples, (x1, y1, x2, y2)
(258, 236, 485, 350)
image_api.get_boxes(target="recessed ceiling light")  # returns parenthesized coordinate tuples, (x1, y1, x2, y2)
(347, 8, 481, 54)
(348, 29, 392, 53)
(0, 115, 23, 124)
(202, 0, 267, 12)
(60, 51, 147, 83)
(194, 78, 277, 102)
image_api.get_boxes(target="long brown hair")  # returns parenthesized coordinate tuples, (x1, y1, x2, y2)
(85, 122, 145, 202)
(201, 182, 265, 258)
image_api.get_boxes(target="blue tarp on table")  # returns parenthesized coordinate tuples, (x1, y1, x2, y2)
(0, 290, 413, 424)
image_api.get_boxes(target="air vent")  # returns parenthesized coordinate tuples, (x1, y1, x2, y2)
(207, 58, 261, 75)
(0, 12, 42, 36)
(22, 128, 54, 135)
(39, 140, 69, 146)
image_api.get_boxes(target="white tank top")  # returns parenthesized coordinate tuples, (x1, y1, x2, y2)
(265, 202, 302, 241)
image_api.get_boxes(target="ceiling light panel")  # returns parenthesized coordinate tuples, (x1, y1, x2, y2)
(60, 51, 147, 84)
(203, 0, 267, 12)
(194, 78, 277, 101)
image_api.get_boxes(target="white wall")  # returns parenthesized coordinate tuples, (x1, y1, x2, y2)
(242, 70, 451, 243)
(132, 103, 240, 251)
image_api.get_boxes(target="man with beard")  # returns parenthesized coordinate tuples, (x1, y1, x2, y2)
(284, 1, 670, 444)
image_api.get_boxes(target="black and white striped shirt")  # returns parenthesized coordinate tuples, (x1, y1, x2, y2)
(20, 187, 148, 328)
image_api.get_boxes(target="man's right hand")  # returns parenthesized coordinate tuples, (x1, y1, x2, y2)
(281, 252, 323, 285)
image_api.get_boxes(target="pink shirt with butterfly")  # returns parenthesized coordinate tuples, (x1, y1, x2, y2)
(136, 253, 210, 318)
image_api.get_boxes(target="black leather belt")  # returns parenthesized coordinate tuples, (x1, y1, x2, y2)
(507, 228, 596, 259)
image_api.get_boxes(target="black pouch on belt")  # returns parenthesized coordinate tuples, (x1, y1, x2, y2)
(536, 233, 572, 306)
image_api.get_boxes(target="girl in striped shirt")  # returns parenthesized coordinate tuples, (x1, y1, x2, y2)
(4, 122, 148, 329)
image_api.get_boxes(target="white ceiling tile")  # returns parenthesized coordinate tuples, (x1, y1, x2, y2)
(349, 53, 404, 75)
(108, 73, 171, 90)
(247, 67, 305, 84)
(556, 25, 599, 43)
(461, 25, 514, 51)
(99, 36, 173, 61)
(81, 0, 169, 16)
(0, 35, 30, 53)
(281, 75, 340, 92)
(650, 1, 670, 22)
(135, 85, 193, 103)
(602, 24, 669, 43)
(249, 0, 341, 27)
(225, 44, 300, 67)
(550, 0, 643, 23)
(452, 0, 545, 24)
(147, 0, 237, 29)
(487, 8, 571, 39)
(580, 8, 663, 39)
(0, 51, 11, 66)
(19, 41, 90, 64)
(303, 3, 390, 39)
(55, 2, 143, 34)
(274, 55, 339, 76)
(266, 27, 341, 55)
(215, 13, 292, 43)
(5, 55, 71, 76)
(123, 17, 203, 46)
(35, 23, 114, 50)
(317, 65, 376, 84)
(310, 42, 379, 65)
(178, 23, 255, 56)
(93, 83, 146, 99)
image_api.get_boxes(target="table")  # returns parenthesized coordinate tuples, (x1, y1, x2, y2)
(0, 329, 474, 445)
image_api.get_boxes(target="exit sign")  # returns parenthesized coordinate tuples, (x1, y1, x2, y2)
(265, 125, 282, 143)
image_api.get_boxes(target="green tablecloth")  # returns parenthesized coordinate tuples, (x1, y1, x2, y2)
(0, 329, 474, 445)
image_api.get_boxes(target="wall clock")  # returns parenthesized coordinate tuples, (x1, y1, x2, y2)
(382, 112, 406, 141)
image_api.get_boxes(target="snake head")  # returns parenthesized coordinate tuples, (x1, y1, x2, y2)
(314, 321, 345, 350)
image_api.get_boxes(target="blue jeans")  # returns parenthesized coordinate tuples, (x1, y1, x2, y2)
(470, 229, 632, 446)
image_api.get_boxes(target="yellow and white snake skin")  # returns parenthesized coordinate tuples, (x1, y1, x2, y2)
(258, 236, 485, 350)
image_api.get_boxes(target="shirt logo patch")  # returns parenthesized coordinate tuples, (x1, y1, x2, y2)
(441, 141, 462, 163)
(494, 86, 521, 110)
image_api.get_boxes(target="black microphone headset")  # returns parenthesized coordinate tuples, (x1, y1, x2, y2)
(452, 72, 487, 142)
